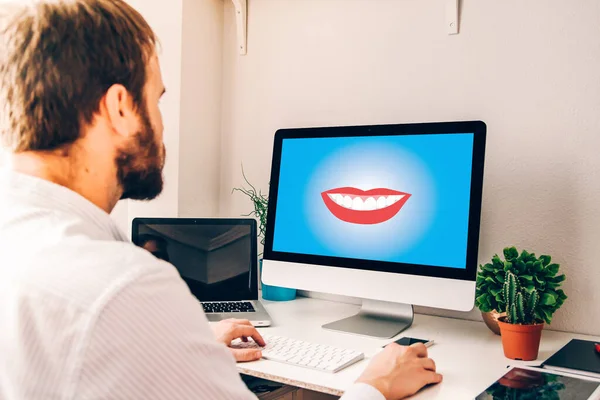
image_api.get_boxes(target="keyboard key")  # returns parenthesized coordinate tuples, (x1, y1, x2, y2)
(201, 301, 256, 313)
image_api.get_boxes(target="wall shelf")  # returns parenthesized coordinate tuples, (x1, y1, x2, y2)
(230, 0, 247, 54)
(229, 0, 459, 56)
(446, 0, 460, 35)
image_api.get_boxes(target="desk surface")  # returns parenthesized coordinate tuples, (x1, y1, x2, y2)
(238, 296, 600, 399)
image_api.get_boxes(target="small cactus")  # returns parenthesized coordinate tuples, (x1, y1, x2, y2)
(509, 303, 518, 324)
(504, 271, 539, 324)
(504, 272, 517, 314)
(527, 290, 539, 321)
(516, 292, 525, 322)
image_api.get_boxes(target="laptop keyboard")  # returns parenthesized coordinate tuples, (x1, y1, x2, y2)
(201, 301, 256, 313)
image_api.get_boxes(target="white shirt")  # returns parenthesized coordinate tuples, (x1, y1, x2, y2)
(0, 170, 384, 400)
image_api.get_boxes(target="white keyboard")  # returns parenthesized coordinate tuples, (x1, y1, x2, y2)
(231, 333, 364, 373)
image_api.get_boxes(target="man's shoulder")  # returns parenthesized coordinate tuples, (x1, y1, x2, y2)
(13, 239, 180, 310)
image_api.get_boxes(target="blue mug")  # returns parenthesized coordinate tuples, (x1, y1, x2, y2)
(259, 259, 296, 301)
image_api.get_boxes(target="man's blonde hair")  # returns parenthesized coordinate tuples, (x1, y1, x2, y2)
(0, 0, 157, 152)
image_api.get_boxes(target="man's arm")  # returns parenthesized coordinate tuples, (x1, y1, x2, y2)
(74, 260, 256, 400)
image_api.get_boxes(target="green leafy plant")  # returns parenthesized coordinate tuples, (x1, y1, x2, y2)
(475, 247, 567, 325)
(232, 166, 268, 255)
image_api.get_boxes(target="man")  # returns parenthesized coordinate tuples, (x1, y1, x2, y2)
(0, 1, 442, 399)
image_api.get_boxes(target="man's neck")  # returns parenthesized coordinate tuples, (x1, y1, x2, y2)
(7, 151, 120, 214)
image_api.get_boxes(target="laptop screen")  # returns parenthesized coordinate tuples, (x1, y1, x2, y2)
(132, 219, 257, 302)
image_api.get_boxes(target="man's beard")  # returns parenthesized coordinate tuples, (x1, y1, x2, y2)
(116, 106, 165, 201)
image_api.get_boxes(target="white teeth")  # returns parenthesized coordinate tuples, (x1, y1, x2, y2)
(364, 197, 377, 211)
(331, 193, 404, 210)
(352, 197, 364, 210)
(343, 196, 353, 208)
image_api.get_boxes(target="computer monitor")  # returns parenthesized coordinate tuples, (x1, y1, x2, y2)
(261, 120, 486, 338)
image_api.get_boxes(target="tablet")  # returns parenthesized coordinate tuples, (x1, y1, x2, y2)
(475, 366, 600, 400)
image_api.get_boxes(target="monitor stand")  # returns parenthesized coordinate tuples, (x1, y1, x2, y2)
(322, 300, 413, 339)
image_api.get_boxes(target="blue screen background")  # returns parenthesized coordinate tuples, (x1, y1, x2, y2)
(272, 133, 474, 269)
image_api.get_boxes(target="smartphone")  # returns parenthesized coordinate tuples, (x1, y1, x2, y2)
(384, 337, 434, 348)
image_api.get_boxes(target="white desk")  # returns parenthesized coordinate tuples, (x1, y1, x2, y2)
(238, 296, 600, 399)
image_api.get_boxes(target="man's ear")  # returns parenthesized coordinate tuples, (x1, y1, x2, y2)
(102, 84, 138, 138)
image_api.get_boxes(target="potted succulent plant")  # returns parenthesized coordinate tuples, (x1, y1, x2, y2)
(497, 271, 545, 360)
(233, 167, 296, 301)
(475, 247, 567, 336)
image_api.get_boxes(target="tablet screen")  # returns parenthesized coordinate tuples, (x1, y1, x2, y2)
(475, 367, 600, 400)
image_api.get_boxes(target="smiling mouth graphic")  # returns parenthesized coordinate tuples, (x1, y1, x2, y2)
(321, 187, 411, 225)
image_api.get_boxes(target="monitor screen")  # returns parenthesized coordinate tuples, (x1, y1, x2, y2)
(266, 122, 486, 280)
(133, 220, 256, 301)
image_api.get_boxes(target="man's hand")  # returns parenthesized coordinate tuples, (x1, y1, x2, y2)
(356, 343, 443, 400)
(211, 319, 266, 362)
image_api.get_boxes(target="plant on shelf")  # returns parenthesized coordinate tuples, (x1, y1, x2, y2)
(232, 166, 268, 256)
(232, 166, 296, 302)
(475, 246, 567, 336)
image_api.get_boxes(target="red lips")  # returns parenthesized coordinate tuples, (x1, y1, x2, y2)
(321, 187, 411, 225)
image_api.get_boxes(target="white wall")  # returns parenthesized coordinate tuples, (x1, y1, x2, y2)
(219, 0, 600, 335)
(178, 0, 224, 218)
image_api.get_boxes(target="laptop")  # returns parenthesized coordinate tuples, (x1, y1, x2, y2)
(132, 217, 272, 327)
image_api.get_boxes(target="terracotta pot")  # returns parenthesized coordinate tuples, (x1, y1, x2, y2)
(497, 317, 544, 361)
(482, 310, 505, 335)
